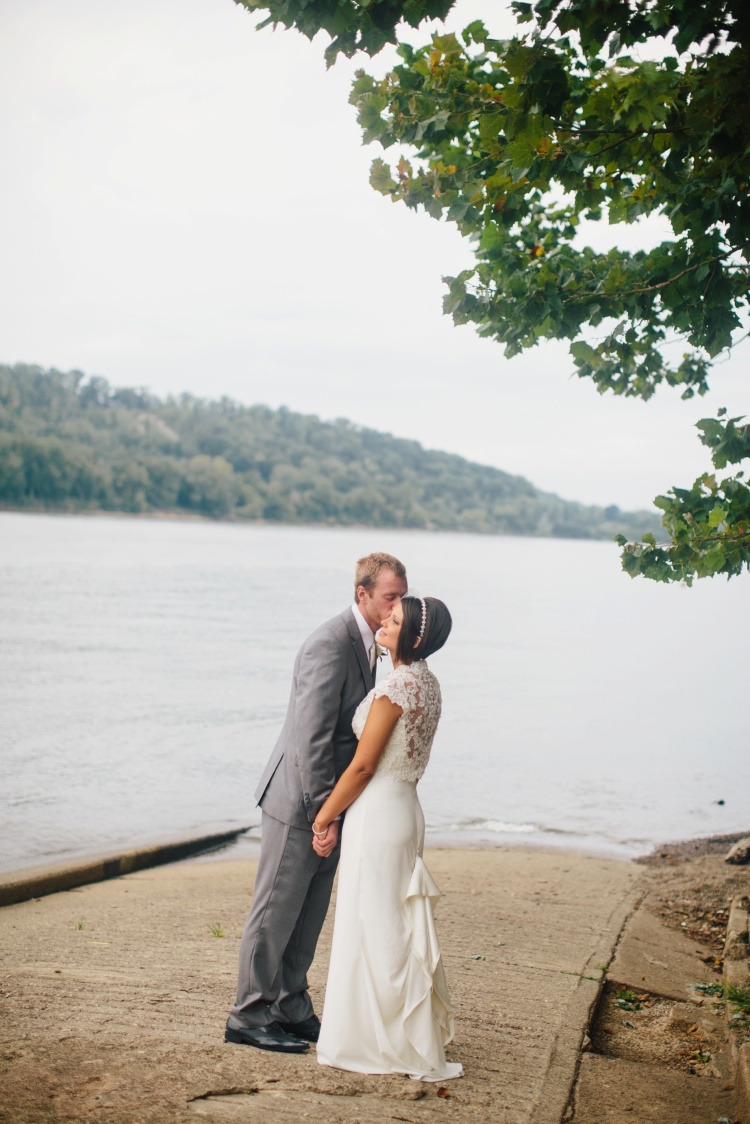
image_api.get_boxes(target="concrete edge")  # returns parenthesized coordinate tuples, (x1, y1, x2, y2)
(0, 826, 253, 907)
(724, 894, 750, 1121)
(735, 1041, 750, 1121)
(532, 887, 645, 1124)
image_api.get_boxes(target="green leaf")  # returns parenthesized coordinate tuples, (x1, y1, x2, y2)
(369, 158, 397, 194)
(569, 341, 601, 368)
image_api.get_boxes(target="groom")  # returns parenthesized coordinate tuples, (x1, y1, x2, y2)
(225, 551, 408, 1052)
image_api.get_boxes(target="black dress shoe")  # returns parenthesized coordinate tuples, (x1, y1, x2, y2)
(276, 1014, 321, 1042)
(224, 1021, 309, 1053)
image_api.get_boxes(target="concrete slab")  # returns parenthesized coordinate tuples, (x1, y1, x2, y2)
(0, 828, 251, 907)
(735, 1040, 750, 1122)
(725, 895, 750, 1121)
(0, 848, 639, 1124)
(607, 905, 709, 1001)
(571, 1053, 736, 1124)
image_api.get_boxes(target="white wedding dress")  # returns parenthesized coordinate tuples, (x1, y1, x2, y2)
(317, 660, 463, 1081)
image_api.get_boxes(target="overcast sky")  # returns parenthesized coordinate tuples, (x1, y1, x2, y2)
(1, 0, 746, 509)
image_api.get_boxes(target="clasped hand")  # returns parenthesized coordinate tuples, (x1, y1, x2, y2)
(311, 819, 339, 858)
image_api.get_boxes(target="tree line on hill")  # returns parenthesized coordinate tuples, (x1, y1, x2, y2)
(0, 364, 657, 539)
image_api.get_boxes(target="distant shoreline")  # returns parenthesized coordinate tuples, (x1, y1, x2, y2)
(0, 505, 643, 543)
(0, 365, 662, 540)
(2, 504, 219, 524)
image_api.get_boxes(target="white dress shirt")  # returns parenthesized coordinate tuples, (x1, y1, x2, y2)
(351, 603, 377, 669)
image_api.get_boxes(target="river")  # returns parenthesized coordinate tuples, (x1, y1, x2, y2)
(1, 511, 748, 873)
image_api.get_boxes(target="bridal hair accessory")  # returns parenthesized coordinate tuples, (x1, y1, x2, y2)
(418, 598, 427, 638)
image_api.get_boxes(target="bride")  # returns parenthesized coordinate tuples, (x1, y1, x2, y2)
(311, 594, 463, 1082)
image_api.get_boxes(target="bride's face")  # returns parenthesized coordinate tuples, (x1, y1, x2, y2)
(377, 605, 403, 654)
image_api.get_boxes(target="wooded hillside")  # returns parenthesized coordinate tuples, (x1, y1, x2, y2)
(0, 364, 657, 539)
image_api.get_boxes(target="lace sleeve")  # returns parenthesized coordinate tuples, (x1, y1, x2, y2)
(373, 666, 418, 713)
(369, 662, 441, 781)
(373, 675, 408, 711)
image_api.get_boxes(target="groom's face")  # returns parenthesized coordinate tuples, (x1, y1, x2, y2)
(358, 568, 407, 633)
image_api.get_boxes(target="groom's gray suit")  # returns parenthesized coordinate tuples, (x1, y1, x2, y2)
(228, 607, 375, 1030)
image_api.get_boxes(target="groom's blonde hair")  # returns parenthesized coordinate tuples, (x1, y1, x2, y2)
(354, 552, 407, 597)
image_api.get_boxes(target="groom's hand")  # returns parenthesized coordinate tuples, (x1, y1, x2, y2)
(312, 820, 339, 858)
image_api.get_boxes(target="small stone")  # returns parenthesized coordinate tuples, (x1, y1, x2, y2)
(725, 837, 750, 865)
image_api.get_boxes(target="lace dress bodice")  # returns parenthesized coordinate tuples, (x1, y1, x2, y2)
(352, 661, 442, 783)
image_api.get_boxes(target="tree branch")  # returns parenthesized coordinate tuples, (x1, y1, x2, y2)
(567, 257, 726, 301)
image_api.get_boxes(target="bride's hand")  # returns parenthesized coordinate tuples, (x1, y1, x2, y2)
(312, 820, 339, 858)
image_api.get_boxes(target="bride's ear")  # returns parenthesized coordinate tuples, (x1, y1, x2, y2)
(412, 636, 421, 650)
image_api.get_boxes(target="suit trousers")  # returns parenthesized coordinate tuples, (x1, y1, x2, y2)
(228, 811, 340, 1029)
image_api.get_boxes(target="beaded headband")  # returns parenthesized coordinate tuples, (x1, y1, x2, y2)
(418, 597, 427, 638)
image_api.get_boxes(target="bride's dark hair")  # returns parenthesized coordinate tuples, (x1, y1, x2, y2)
(396, 596, 452, 663)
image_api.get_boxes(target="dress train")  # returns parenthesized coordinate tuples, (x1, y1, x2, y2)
(317, 771, 463, 1081)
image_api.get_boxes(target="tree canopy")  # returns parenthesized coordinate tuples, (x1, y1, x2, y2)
(0, 364, 656, 539)
(235, 0, 750, 583)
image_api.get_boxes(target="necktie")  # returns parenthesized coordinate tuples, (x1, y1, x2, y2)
(369, 642, 377, 671)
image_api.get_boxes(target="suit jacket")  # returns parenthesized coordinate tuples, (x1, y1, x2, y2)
(254, 607, 375, 830)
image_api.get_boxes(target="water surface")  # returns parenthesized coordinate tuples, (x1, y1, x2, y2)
(1, 512, 748, 872)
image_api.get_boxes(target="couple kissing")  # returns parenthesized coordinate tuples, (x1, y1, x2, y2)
(225, 551, 462, 1082)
